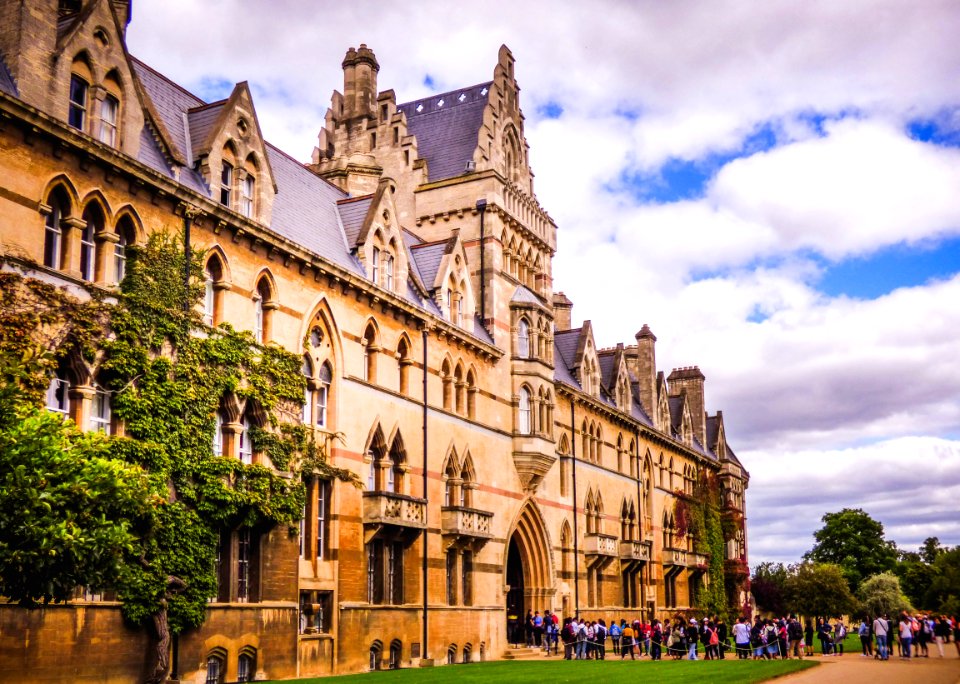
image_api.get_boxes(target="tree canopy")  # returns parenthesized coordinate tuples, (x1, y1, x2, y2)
(783, 561, 857, 618)
(857, 571, 912, 618)
(751, 561, 788, 616)
(804, 508, 898, 591)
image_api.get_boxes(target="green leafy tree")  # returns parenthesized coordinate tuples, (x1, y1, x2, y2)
(919, 537, 944, 564)
(925, 546, 960, 614)
(804, 508, 898, 591)
(751, 562, 788, 615)
(0, 235, 359, 683)
(783, 561, 858, 619)
(0, 384, 153, 606)
(857, 572, 912, 618)
(896, 550, 935, 610)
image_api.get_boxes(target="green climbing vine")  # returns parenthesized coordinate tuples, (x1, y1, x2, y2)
(674, 470, 731, 619)
(0, 232, 359, 640)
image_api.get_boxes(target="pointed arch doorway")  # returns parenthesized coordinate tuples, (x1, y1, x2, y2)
(504, 501, 552, 646)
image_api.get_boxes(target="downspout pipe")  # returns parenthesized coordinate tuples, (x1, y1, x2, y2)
(570, 398, 579, 619)
(635, 428, 643, 616)
(476, 199, 487, 332)
(421, 327, 429, 660)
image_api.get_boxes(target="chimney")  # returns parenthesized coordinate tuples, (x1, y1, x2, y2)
(552, 292, 573, 331)
(341, 44, 379, 121)
(635, 325, 657, 419)
(668, 366, 706, 447)
(111, 0, 131, 38)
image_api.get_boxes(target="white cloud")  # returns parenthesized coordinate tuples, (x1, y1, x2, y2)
(124, 0, 960, 565)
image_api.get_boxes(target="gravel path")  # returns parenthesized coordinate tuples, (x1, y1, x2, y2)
(777, 649, 960, 684)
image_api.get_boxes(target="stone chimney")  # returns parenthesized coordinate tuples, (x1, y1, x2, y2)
(668, 366, 706, 447)
(341, 44, 379, 121)
(635, 325, 657, 419)
(552, 292, 573, 331)
(111, 0, 131, 37)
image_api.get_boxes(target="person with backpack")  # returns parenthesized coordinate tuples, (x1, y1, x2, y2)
(561, 617, 576, 660)
(620, 621, 636, 660)
(594, 619, 607, 659)
(873, 613, 889, 660)
(575, 618, 589, 660)
(716, 616, 728, 658)
(787, 616, 804, 658)
(858, 617, 872, 656)
(609, 619, 621, 655)
(650, 619, 663, 660)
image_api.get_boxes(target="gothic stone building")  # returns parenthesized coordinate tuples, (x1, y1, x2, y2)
(0, 1, 749, 681)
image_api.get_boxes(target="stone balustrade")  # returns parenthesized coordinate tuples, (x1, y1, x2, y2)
(441, 506, 494, 539)
(362, 491, 427, 530)
(583, 532, 619, 557)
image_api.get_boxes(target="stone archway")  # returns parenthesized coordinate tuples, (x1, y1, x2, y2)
(504, 501, 552, 644)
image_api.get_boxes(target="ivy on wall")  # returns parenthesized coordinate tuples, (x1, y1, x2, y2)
(0, 232, 358, 679)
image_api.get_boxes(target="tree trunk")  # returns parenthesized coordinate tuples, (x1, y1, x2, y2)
(146, 604, 170, 684)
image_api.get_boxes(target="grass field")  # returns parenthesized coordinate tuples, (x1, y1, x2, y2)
(265, 658, 817, 683)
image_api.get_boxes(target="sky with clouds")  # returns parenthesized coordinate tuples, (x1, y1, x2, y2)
(128, 0, 960, 566)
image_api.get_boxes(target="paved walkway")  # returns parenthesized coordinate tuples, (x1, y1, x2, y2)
(779, 650, 960, 684)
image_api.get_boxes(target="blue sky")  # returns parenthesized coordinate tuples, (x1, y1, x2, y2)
(129, 0, 960, 565)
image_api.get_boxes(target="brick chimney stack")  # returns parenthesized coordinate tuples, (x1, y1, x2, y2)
(668, 366, 706, 447)
(635, 325, 657, 418)
(552, 292, 573, 331)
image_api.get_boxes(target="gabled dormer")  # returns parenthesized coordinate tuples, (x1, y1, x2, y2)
(599, 344, 632, 414)
(341, 178, 410, 297)
(191, 82, 276, 224)
(668, 393, 695, 446)
(407, 229, 475, 329)
(570, 320, 601, 398)
(655, 372, 671, 433)
(0, 0, 152, 158)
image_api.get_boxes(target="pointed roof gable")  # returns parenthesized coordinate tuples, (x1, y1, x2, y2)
(396, 81, 491, 182)
(337, 194, 375, 248)
(408, 238, 449, 290)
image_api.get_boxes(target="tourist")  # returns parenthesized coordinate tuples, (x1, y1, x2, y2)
(817, 618, 832, 656)
(898, 612, 913, 658)
(751, 616, 765, 659)
(858, 617, 872, 656)
(595, 618, 607, 659)
(787, 615, 803, 658)
(686, 618, 699, 660)
(561, 617, 576, 660)
(733, 616, 751, 659)
(934, 616, 950, 657)
(716, 616, 728, 658)
(804, 619, 815, 657)
(873, 613, 889, 660)
(650, 619, 663, 660)
(620, 621, 636, 660)
(834, 618, 846, 655)
(609, 618, 621, 655)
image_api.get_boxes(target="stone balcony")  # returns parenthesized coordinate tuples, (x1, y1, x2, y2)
(619, 540, 652, 563)
(441, 505, 494, 543)
(362, 491, 427, 543)
(662, 548, 689, 566)
(724, 558, 750, 577)
(583, 532, 619, 560)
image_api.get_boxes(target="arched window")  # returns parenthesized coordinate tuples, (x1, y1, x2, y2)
(302, 356, 314, 424)
(362, 324, 378, 383)
(239, 413, 253, 464)
(98, 94, 119, 146)
(44, 188, 70, 270)
(460, 454, 475, 507)
(316, 362, 331, 428)
(518, 386, 531, 434)
(517, 318, 530, 358)
(240, 174, 255, 217)
(387, 434, 405, 494)
(454, 364, 464, 416)
(371, 246, 380, 284)
(441, 358, 453, 410)
(212, 411, 224, 456)
(237, 648, 256, 683)
(616, 434, 624, 473)
(366, 427, 387, 491)
(45, 357, 71, 415)
(384, 252, 394, 291)
(389, 640, 402, 670)
(114, 216, 135, 284)
(466, 369, 477, 419)
(369, 641, 383, 671)
(253, 276, 274, 344)
(79, 204, 102, 282)
(220, 142, 237, 208)
(205, 652, 225, 684)
(397, 337, 411, 395)
(91, 377, 111, 434)
(203, 254, 224, 326)
(447, 645, 457, 665)
(443, 454, 459, 507)
(68, 74, 88, 131)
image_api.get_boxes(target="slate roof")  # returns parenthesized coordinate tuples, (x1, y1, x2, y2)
(265, 143, 358, 274)
(554, 328, 584, 389)
(137, 126, 172, 179)
(337, 195, 373, 248)
(409, 240, 448, 290)
(668, 395, 684, 431)
(511, 285, 541, 305)
(598, 350, 618, 392)
(0, 54, 17, 96)
(397, 81, 491, 182)
(186, 102, 225, 160)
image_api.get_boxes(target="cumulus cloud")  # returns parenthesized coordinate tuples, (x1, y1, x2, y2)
(125, 0, 960, 563)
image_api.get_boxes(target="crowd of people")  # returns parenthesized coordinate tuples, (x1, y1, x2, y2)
(514, 609, 960, 662)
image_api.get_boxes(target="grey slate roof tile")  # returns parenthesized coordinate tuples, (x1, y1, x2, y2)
(668, 395, 684, 430)
(397, 82, 491, 182)
(598, 351, 617, 391)
(554, 328, 583, 389)
(511, 285, 540, 304)
(186, 102, 225, 160)
(337, 196, 373, 248)
(409, 240, 447, 290)
(131, 57, 203, 164)
(0, 54, 18, 96)
(137, 126, 172, 178)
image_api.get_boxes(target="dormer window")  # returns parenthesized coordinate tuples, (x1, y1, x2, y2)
(68, 75, 88, 131)
(383, 253, 394, 290)
(99, 95, 119, 146)
(372, 247, 380, 284)
(220, 162, 233, 206)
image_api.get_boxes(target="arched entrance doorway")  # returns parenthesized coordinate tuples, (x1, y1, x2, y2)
(504, 501, 552, 645)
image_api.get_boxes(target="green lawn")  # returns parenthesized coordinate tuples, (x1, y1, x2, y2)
(266, 658, 817, 684)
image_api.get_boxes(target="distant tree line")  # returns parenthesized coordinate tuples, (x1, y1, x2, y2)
(751, 508, 959, 618)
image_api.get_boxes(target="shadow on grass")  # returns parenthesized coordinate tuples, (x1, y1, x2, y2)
(265, 657, 818, 683)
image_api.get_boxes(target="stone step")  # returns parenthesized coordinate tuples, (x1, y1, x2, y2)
(502, 647, 550, 660)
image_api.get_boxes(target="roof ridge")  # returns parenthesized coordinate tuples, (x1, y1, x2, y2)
(187, 99, 227, 113)
(336, 194, 374, 205)
(410, 237, 450, 249)
(397, 80, 493, 112)
(264, 142, 348, 196)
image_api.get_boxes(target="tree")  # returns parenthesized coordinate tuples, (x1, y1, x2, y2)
(0, 384, 152, 607)
(751, 561, 788, 615)
(0, 236, 358, 683)
(804, 508, 898, 591)
(783, 562, 857, 619)
(857, 572, 912, 618)
(926, 546, 960, 614)
(920, 536, 944, 564)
